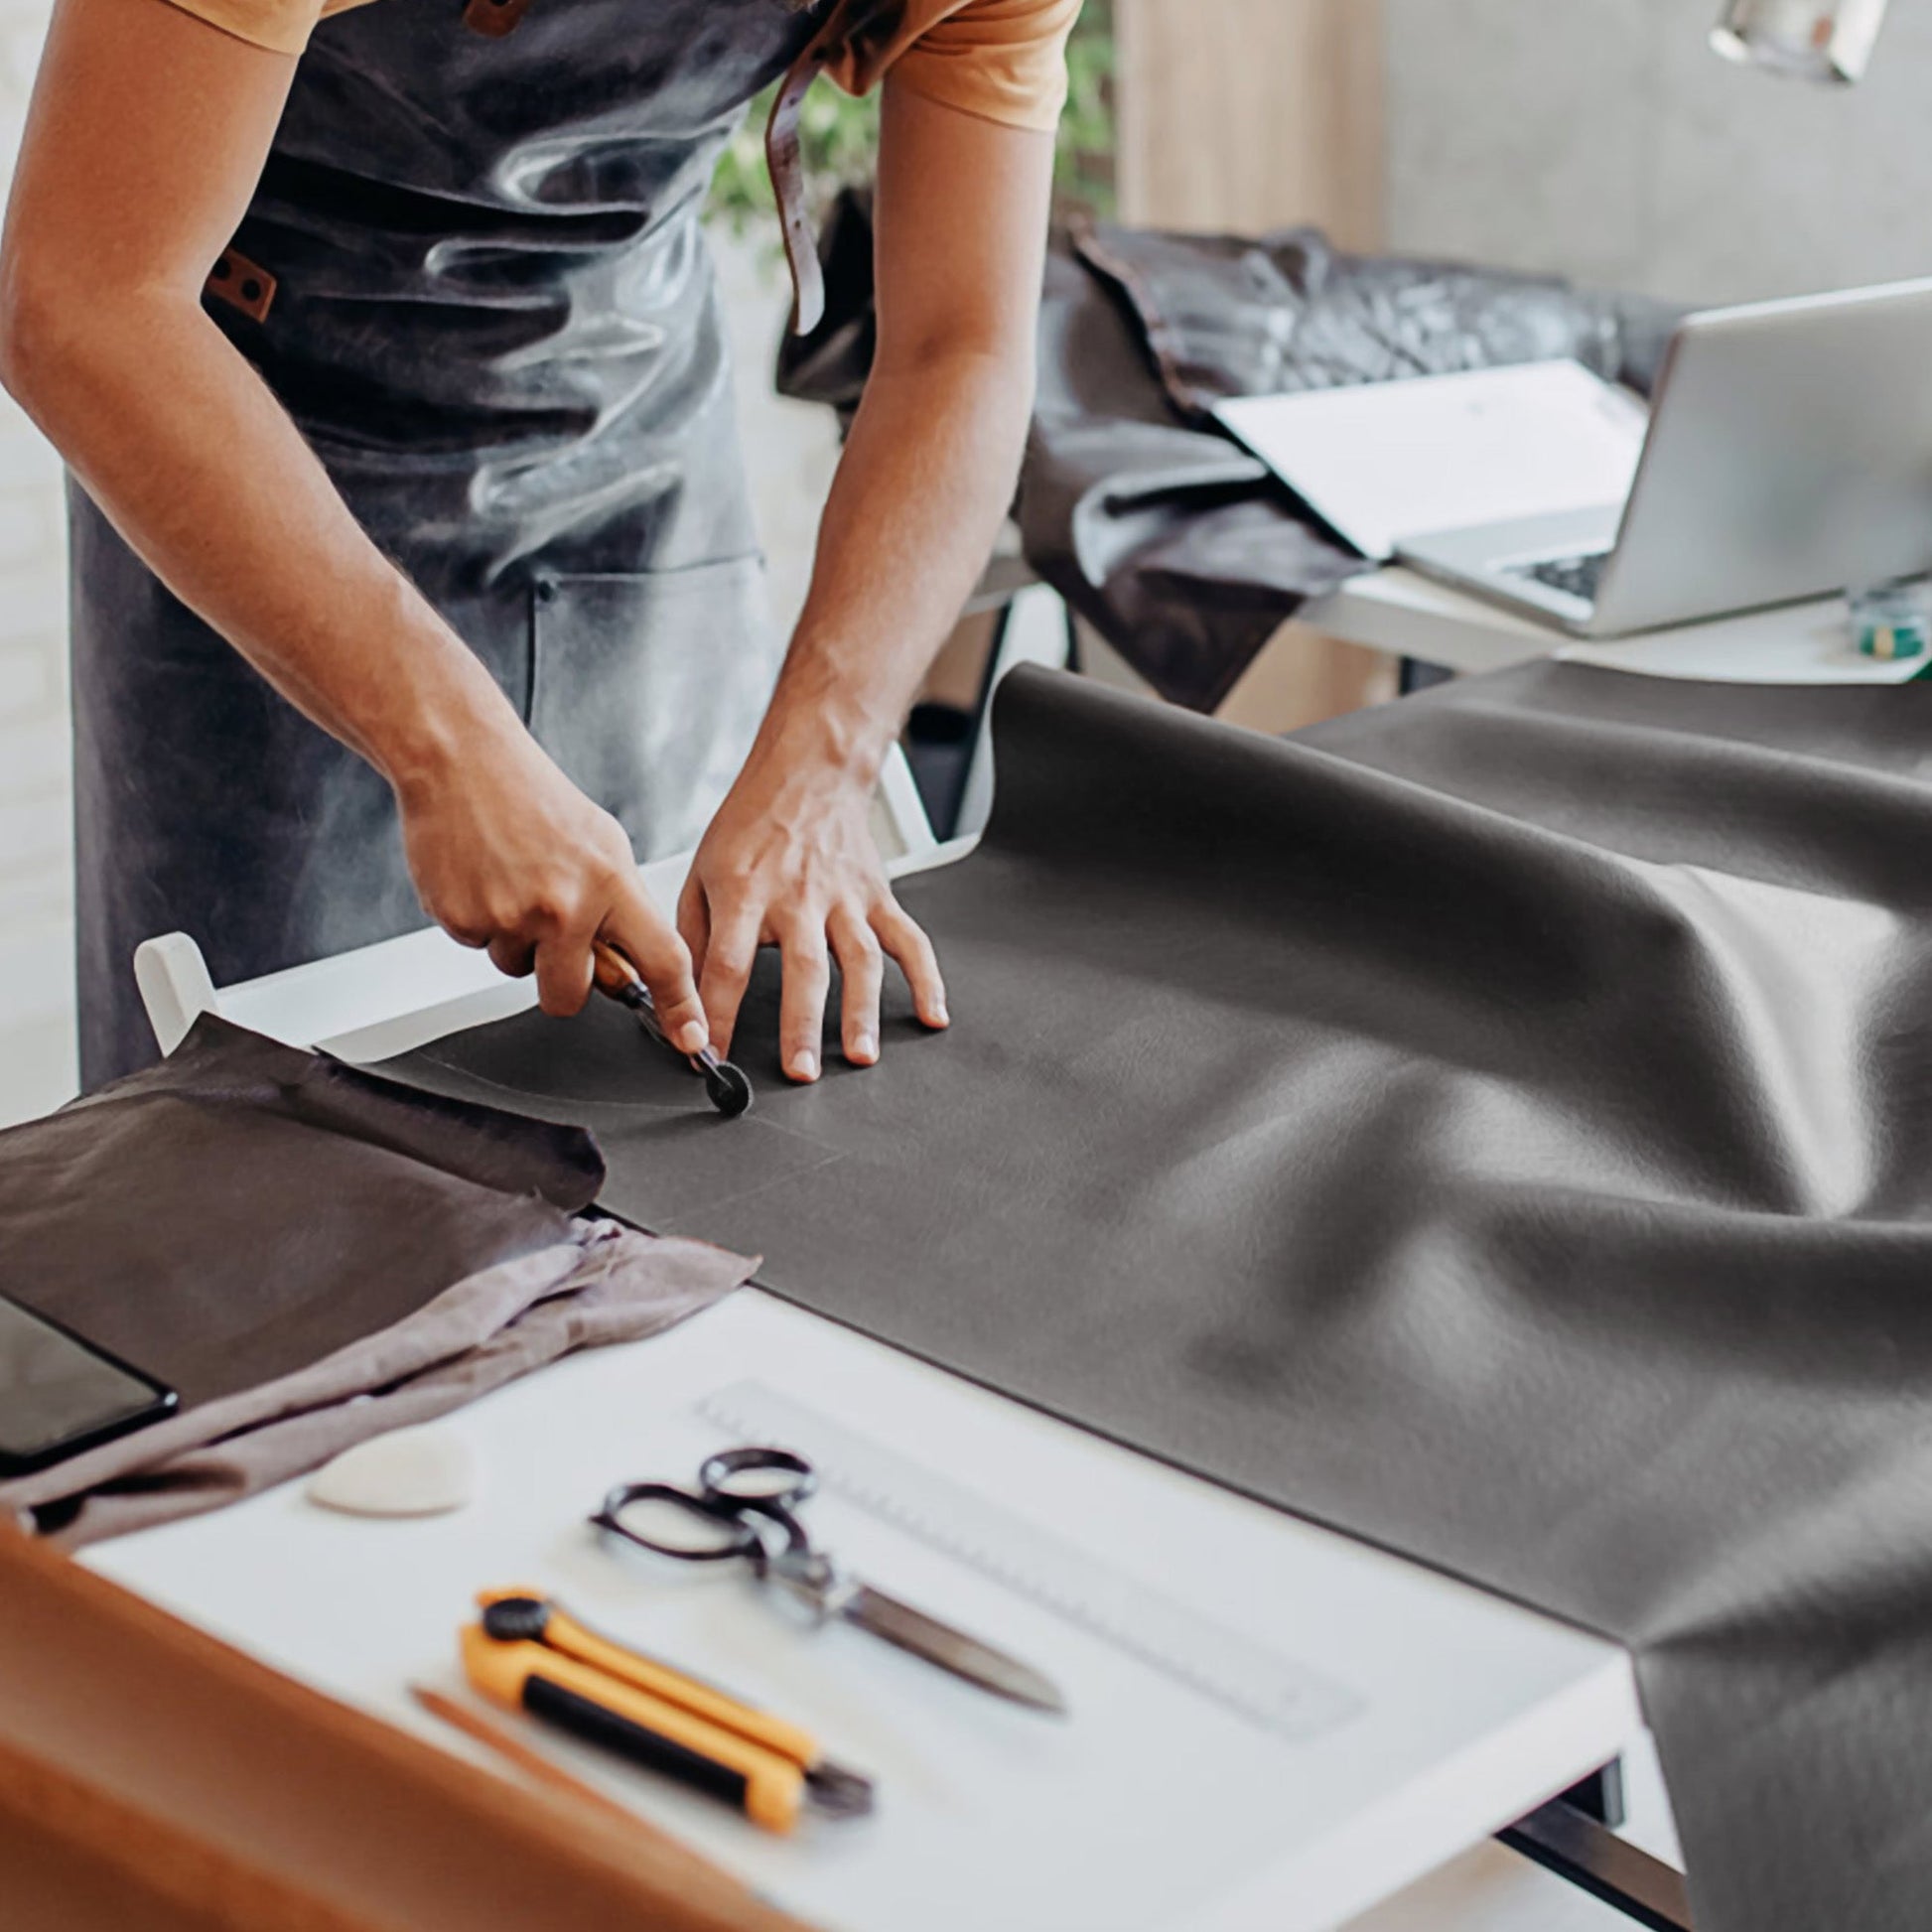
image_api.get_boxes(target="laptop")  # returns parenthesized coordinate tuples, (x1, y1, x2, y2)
(1395, 278, 1932, 636)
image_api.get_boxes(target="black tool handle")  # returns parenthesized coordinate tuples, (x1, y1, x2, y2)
(523, 1672, 755, 1814)
(592, 940, 755, 1119)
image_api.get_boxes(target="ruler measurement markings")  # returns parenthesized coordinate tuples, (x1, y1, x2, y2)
(696, 1380, 1362, 1742)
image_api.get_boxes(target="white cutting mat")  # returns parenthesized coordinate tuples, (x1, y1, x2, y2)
(1216, 361, 1646, 562)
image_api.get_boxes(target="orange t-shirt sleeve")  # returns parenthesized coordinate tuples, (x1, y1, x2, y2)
(827, 0, 1083, 134)
(152, 0, 1079, 124)
(153, 0, 370, 58)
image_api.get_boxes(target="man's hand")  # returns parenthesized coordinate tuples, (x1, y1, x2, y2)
(664, 84, 1047, 1084)
(679, 747, 948, 1083)
(396, 716, 709, 1049)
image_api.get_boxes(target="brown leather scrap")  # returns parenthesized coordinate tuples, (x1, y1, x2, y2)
(463, 0, 531, 39)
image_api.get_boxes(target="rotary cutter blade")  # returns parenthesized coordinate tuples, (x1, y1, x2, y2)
(592, 941, 755, 1119)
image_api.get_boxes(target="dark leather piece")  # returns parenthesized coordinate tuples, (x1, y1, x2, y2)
(1070, 224, 1681, 423)
(2, 1016, 601, 1410)
(1034, 230, 1682, 712)
(777, 198, 1682, 714)
(72, 0, 821, 1088)
(385, 662, 1932, 1932)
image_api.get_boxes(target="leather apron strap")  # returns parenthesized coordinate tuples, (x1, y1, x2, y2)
(765, 0, 901, 336)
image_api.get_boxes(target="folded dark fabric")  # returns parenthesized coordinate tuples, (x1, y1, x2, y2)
(1025, 227, 1683, 712)
(383, 663, 1932, 1932)
(1069, 222, 1679, 424)
(2, 1219, 753, 1548)
(779, 193, 1681, 711)
(0, 1014, 604, 1411)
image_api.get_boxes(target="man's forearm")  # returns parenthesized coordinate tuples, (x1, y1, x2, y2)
(0, 286, 517, 796)
(661, 79, 1050, 1072)
(748, 341, 1034, 788)
(6, 279, 712, 1029)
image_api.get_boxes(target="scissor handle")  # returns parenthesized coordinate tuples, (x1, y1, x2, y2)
(592, 1481, 764, 1565)
(699, 1446, 818, 1513)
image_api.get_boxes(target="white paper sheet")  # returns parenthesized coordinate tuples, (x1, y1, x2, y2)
(1215, 361, 1647, 562)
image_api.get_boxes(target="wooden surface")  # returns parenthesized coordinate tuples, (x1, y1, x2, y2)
(0, 1739, 350, 1932)
(1213, 620, 1399, 733)
(1113, 0, 1384, 246)
(0, 1524, 802, 1932)
(1073, 616, 1399, 736)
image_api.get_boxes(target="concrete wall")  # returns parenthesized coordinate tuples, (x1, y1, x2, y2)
(1386, 0, 1932, 306)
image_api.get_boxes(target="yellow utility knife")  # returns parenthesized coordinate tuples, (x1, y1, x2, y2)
(463, 1588, 873, 1835)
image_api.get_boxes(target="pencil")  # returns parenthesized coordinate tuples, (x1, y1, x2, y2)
(408, 1683, 755, 1895)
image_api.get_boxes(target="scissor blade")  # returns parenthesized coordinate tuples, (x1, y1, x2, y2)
(840, 1585, 1068, 1716)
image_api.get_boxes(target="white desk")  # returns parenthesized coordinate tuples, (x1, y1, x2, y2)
(1305, 566, 1923, 686)
(87, 1292, 1638, 1932)
(101, 845, 1649, 1932)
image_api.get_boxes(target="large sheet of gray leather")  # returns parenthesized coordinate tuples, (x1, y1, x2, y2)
(385, 662, 1932, 1931)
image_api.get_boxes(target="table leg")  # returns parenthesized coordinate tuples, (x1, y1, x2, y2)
(1398, 656, 1456, 696)
(1497, 1775, 1694, 1931)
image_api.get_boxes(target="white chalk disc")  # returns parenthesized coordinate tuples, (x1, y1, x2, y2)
(307, 1426, 479, 1518)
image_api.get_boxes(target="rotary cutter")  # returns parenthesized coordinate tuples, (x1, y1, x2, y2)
(593, 939, 754, 1119)
(464, 1588, 874, 1834)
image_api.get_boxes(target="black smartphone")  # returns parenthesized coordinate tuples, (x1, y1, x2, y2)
(0, 1295, 178, 1477)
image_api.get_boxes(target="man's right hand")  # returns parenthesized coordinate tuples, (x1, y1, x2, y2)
(394, 715, 709, 1046)
(0, 0, 709, 1063)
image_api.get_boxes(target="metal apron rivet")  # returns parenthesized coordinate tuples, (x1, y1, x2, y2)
(463, 0, 532, 38)
(205, 247, 277, 324)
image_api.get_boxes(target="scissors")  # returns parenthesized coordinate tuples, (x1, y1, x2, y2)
(593, 1446, 1067, 1716)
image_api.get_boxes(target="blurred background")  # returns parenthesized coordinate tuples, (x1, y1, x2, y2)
(6, 0, 1932, 1122)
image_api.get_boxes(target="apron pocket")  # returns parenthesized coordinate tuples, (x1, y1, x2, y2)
(528, 558, 780, 862)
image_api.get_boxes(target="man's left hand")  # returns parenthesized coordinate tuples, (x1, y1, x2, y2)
(679, 753, 949, 1083)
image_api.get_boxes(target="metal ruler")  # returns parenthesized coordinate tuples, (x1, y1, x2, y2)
(696, 1379, 1363, 1744)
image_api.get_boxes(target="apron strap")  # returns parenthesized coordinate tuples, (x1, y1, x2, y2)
(766, 0, 898, 338)
(766, 37, 834, 337)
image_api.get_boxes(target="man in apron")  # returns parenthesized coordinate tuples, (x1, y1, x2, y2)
(0, 0, 1076, 1087)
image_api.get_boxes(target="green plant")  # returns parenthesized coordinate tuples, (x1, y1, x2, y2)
(1055, 3, 1117, 222)
(707, 3, 1116, 235)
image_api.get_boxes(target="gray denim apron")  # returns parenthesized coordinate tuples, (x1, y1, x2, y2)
(70, 0, 872, 1087)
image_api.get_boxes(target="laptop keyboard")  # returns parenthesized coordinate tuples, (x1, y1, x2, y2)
(1511, 551, 1609, 607)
